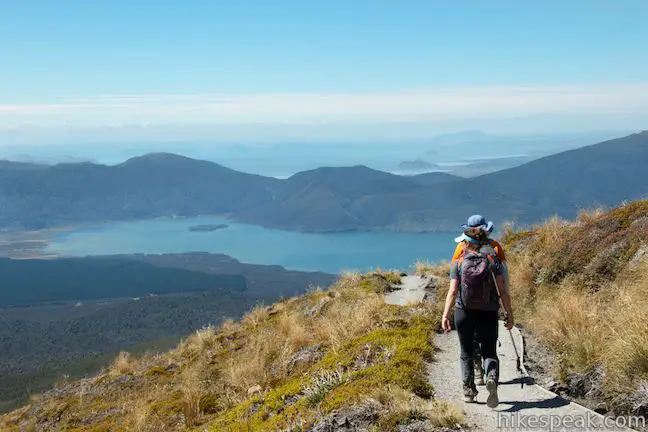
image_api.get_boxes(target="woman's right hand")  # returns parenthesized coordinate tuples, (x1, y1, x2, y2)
(505, 314, 514, 330)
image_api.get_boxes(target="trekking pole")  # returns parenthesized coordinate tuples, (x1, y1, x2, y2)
(508, 327, 524, 389)
(491, 271, 524, 389)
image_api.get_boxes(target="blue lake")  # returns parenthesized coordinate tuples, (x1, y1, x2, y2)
(45, 217, 459, 274)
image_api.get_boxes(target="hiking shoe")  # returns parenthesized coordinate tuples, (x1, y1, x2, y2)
(485, 377, 499, 408)
(463, 387, 477, 403)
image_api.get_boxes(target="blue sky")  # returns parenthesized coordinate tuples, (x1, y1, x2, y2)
(1, 0, 648, 141)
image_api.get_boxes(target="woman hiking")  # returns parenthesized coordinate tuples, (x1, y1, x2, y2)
(450, 215, 509, 386)
(441, 227, 514, 408)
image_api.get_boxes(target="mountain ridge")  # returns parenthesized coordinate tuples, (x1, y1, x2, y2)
(0, 131, 646, 232)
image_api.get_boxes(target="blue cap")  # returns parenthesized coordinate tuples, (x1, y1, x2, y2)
(460, 214, 494, 233)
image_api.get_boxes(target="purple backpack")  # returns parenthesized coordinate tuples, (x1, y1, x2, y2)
(458, 251, 500, 311)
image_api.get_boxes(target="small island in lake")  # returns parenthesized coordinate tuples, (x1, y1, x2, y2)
(188, 224, 229, 232)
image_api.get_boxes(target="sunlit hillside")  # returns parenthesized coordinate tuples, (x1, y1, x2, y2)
(3, 199, 648, 431)
(0, 271, 462, 431)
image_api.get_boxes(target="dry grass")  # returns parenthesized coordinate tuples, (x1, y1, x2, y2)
(124, 398, 153, 431)
(1, 269, 451, 431)
(110, 351, 135, 376)
(503, 199, 648, 413)
(414, 259, 449, 278)
(528, 281, 606, 377)
(179, 366, 203, 427)
(372, 385, 464, 429)
(0, 406, 30, 431)
(370, 267, 404, 285)
(600, 260, 648, 393)
(314, 290, 386, 352)
(220, 284, 389, 398)
(223, 332, 275, 394)
(241, 303, 270, 328)
(175, 325, 220, 359)
(576, 206, 606, 224)
(119, 385, 168, 431)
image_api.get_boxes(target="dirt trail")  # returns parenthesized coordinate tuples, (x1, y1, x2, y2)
(386, 275, 638, 432)
(384, 275, 432, 306)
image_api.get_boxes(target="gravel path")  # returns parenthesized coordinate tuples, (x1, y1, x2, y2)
(384, 275, 432, 306)
(387, 275, 639, 432)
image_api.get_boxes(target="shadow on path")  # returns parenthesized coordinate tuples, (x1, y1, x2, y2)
(499, 376, 536, 386)
(499, 394, 571, 413)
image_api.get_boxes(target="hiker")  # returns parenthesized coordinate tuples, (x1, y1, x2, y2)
(441, 227, 514, 408)
(450, 215, 509, 386)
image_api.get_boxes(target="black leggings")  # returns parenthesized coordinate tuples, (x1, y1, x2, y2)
(454, 307, 499, 390)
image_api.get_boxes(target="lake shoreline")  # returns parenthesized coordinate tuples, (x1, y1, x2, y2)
(40, 216, 458, 274)
(1, 213, 460, 274)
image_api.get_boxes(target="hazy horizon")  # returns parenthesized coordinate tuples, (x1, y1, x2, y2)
(0, 129, 634, 179)
(2, 1, 647, 145)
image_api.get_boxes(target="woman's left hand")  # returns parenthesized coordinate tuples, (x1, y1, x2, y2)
(441, 316, 452, 332)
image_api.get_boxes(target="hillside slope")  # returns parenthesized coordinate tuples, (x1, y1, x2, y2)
(0, 253, 335, 415)
(410, 199, 648, 422)
(501, 200, 648, 418)
(408, 172, 462, 186)
(0, 153, 281, 229)
(2, 200, 648, 430)
(236, 165, 424, 231)
(350, 131, 648, 231)
(0, 271, 465, 432)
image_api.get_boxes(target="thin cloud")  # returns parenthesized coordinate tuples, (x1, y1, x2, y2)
(1, 84, 648, 127)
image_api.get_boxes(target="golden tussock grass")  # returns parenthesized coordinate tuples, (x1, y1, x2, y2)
(110, 351, 135, 376)
(372, 385, 464, 430)
(241, 303, 270, 328)
(504, 199, 648, 411)
(576, 206, 606, 224)
(414, 259, 449, 278)
(179, 366, 204, 427)
(119, 385, 168, 431)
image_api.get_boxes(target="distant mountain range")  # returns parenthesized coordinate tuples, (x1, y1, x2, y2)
(0, 131, 647, 232)
(397, 159, 438, 171)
